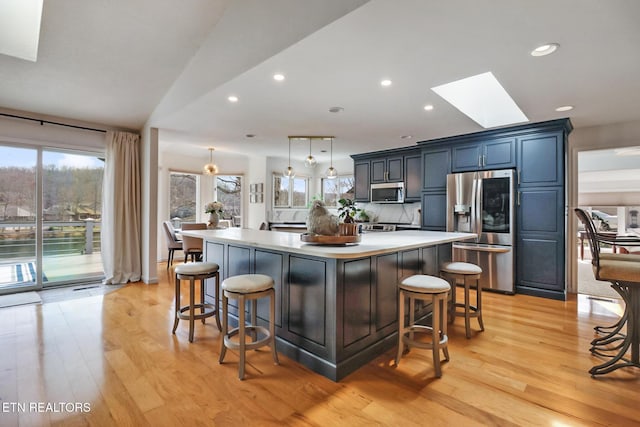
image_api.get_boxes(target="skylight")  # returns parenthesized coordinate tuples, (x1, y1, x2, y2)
(0, 0, 44, 62)
(431, 71, 528, 128)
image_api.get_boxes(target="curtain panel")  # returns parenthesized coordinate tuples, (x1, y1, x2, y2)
(101, 131, 142, 284)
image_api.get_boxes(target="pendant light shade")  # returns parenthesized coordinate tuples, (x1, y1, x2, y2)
(326, 137, 337, 179)
(283, 137, 295, 178)
(304, 137, 317, 168)
(203, 147, 218, 175)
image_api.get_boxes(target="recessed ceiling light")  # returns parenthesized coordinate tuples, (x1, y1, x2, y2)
(273, 74, 285, 81)
(431, 71, 528, 128)
(555, 105, 573, 112)
(328, 106, 344, 113)
(423, 104, 434, 111)
(380, 79, 392, 87)
(227, 95, 238, 103)
(531, 43, 560, 57)
(401, 135, 413, 139)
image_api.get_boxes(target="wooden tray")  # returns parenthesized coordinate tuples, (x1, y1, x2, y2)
(300, 233, 361, 245)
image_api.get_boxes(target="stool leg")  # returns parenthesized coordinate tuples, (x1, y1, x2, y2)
(238, 294, 246, 380)
(476, 278, 485, 332)
(172, 275, 180, 334)
(214, 273, 221, 331)
(200, 278, 206, 324)
(270, 289, 279, 365)
(219, 293, 228, 364)
(188, 278, 195, 343)
(408, 295, 415, 345)
(432, 293, 442, 377)
(441, 296, 450, 362)
(395, 289, 405, 366)
(447, 275, 456, 324)
(464, 276, 471, 339)
(250, 299, 258, 343)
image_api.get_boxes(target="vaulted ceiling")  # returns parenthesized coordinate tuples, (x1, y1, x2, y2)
(2, 0, 640, 163)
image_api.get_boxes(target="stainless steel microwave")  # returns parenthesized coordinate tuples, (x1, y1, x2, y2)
(371, 182, 404, 203)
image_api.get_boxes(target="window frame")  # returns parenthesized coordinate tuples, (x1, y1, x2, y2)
(273, 173, 310, 209)
(320, 174, 355, 208)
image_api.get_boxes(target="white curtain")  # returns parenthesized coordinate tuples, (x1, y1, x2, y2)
(101, 131, 142, 284)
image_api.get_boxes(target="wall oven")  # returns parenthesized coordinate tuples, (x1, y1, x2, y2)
(370, 182, 404, 203)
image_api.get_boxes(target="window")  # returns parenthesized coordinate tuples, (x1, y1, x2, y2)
(274, 174, 309, 208)
(169, 172, 198, 224)
(216, 175, 242, 223)
(321, 175, 355, 207)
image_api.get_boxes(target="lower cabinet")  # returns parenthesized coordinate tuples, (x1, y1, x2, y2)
(203, 239, 452, 381)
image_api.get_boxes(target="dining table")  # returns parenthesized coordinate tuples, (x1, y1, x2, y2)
(589, 230, 640, 376)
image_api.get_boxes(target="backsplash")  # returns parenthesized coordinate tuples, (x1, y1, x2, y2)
(271, 202, 421, 225)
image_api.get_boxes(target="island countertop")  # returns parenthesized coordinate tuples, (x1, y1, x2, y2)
(180, 228, 476, 259)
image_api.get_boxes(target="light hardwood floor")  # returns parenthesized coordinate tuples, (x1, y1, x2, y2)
(0, 264, 638, 426)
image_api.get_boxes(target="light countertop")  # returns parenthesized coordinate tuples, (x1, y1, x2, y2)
(180, 228, 476, 259)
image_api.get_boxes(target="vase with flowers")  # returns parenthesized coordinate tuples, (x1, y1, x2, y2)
(205, 201, 224, 229)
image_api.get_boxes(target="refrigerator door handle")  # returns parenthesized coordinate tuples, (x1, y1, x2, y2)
(474, 175, 483, 238)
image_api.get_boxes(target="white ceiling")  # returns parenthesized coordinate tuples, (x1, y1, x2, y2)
(2, 0, 640, 164)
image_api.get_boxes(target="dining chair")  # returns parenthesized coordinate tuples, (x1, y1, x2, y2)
(181, 222, 207, 263)
(162, 221, 183, 270)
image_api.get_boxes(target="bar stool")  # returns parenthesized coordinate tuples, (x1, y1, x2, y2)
(219, 274, 279, 380)
(441, 261, 483, 339)
(172, 262, 221, 342)
(395, 274, 451, 378)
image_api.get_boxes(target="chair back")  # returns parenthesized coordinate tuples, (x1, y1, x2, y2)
(181, 222, 207, 253)
(162, 221, 183, 249)
(575, 208, 602, 275)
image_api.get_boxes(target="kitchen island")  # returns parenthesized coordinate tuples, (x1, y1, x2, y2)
(181, 228, 475, 381)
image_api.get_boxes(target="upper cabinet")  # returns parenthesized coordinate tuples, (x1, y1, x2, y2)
(421, 146, 450, 192)
(451, 137, 515, 172)
(517, 132, 564, 187)
(351, 148, 419, 202)
(354, 161, 370, 202)
(371, 156, 403, 183)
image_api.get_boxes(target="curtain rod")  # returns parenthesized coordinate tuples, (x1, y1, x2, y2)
(0, 112, 107, 134)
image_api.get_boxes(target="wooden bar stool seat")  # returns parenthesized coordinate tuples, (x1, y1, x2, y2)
(395, 274, 451, 378)
(219, 274, 279, 380)
(441, 261, 483, 339)
(172, 262, 221, 342)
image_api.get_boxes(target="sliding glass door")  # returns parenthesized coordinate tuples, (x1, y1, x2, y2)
(0, 146, 38, 294)
(0, 144, 104, 294)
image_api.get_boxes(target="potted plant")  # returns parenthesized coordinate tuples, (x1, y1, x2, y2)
(337, 198, 360, 235)
(205, 201, 224, 228)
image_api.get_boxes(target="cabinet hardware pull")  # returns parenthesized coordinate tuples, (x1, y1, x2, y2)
(517, 191, 521, 206)
(482, 154, 486, 167)
(517, 170, 521, 184)
(478, 156, 482, 167)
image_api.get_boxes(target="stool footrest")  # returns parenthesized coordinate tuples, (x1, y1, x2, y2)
(400, 325, 448, 350)
(177, 303, 216, 321)
(223, 326, 272, 351)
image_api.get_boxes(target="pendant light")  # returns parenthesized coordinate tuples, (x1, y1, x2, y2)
(326, 137, 337, 179)
(304, 137, 317, 168)
(203, 147, 218, 175)
(283, 137, 295, 178)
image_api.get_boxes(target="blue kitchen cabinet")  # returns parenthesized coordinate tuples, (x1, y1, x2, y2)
(452, 137, 515, 172)
(421, 146, 450, 192)
(371, 155, 403, 183)
(354, 160, 370, 202)
(421, 192, 447, 231)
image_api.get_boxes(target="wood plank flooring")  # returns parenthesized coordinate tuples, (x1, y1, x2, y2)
(0, 264, 638, 426)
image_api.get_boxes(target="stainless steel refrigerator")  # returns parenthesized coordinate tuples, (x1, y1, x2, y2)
(446, 169, 515, 293)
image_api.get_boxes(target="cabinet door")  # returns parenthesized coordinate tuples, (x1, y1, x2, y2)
(386, 156, 404, 182)
(370, 158, 386, 183)
(421, 192, 447, 231)
(404, 155, 421, 201)
(354, 161, 370, 202)
(452, 143, 482, 172)
(484, 137, 515, 169)
(422, 147, 451, 192)
(517, 132, 564, 187)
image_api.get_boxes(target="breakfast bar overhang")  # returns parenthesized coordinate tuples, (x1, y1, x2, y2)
(181, 228, 476, 381)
